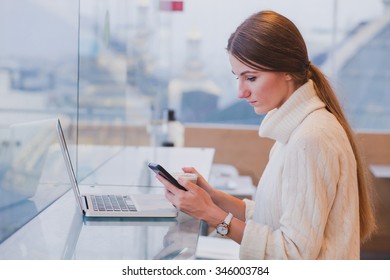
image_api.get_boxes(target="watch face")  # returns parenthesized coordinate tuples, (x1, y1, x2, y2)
(217, 224, 228, 235)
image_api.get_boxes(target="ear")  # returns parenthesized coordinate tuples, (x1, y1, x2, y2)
(284, 73, 293, 81)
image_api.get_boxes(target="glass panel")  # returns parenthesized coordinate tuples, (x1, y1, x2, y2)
(0, 119, 71, 243)
(0, 0, 79, 124)
(0, 0, 79, 243)
(77, 0, 153, 177)
(78, 0, 154, 146)
(0, 1, 79, 175)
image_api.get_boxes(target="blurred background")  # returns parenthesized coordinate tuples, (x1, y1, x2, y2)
(1, 0, 389, 131)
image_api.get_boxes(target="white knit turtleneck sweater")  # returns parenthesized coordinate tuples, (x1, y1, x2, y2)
(239, 80, 360, 259)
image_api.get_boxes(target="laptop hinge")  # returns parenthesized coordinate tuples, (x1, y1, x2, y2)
(81, 195, 89, 212)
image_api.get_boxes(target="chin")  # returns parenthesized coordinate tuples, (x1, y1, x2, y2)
(254, 108, 267, 115)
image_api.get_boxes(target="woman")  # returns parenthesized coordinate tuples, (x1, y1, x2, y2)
(157, 10, 376, 259)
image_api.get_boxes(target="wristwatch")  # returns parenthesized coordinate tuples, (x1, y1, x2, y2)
(216, 213, 233, 236)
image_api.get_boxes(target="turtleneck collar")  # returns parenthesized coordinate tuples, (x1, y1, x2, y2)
(258, 79, 326, 144)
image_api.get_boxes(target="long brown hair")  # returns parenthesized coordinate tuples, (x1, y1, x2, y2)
(227, 10, 376, 241)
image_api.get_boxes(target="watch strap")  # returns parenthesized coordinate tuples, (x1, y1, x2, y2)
(224, 212, 233, 225)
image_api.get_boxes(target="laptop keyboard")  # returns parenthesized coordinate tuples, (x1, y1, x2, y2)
(90, 195, 137, 212)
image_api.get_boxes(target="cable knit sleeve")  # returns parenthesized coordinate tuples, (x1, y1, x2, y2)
(243, 199, 255, 219)
(240, 129, 341, 259)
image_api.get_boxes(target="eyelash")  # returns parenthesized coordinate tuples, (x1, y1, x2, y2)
(235, 76, 257, 82)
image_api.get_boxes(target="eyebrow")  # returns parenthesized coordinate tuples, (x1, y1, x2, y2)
(231, 70, 259, 76)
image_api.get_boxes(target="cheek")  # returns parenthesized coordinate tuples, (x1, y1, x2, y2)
(253, 78, 277, 100)
(252, 75, 289, 113)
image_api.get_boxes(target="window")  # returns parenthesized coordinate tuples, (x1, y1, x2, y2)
(0, 0, 389, 137)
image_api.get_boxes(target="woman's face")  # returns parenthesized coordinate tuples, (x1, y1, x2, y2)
(229, 54, 297, 115)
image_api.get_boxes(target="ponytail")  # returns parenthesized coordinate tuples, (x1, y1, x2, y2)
(309, 64, 377, 242)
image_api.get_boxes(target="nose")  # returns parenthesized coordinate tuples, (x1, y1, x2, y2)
(237, 80, 250, 99)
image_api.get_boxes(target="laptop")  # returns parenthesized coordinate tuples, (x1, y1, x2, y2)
(56, 119, 178, 218)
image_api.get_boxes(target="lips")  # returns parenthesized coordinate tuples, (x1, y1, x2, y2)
(247, 100, 257, 106)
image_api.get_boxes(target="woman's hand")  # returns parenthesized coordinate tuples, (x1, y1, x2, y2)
(156, 174, 226, 225)
(156, 171, 247, 244)
(181, 167, 215, 197)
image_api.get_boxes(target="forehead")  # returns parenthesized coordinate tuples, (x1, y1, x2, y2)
(228, 54, 260, 75)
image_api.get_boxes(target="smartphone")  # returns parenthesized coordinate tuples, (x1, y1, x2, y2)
(148, 162, 187, 191)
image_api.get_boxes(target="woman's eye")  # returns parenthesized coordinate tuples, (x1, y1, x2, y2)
(247, 76, 256, 82)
